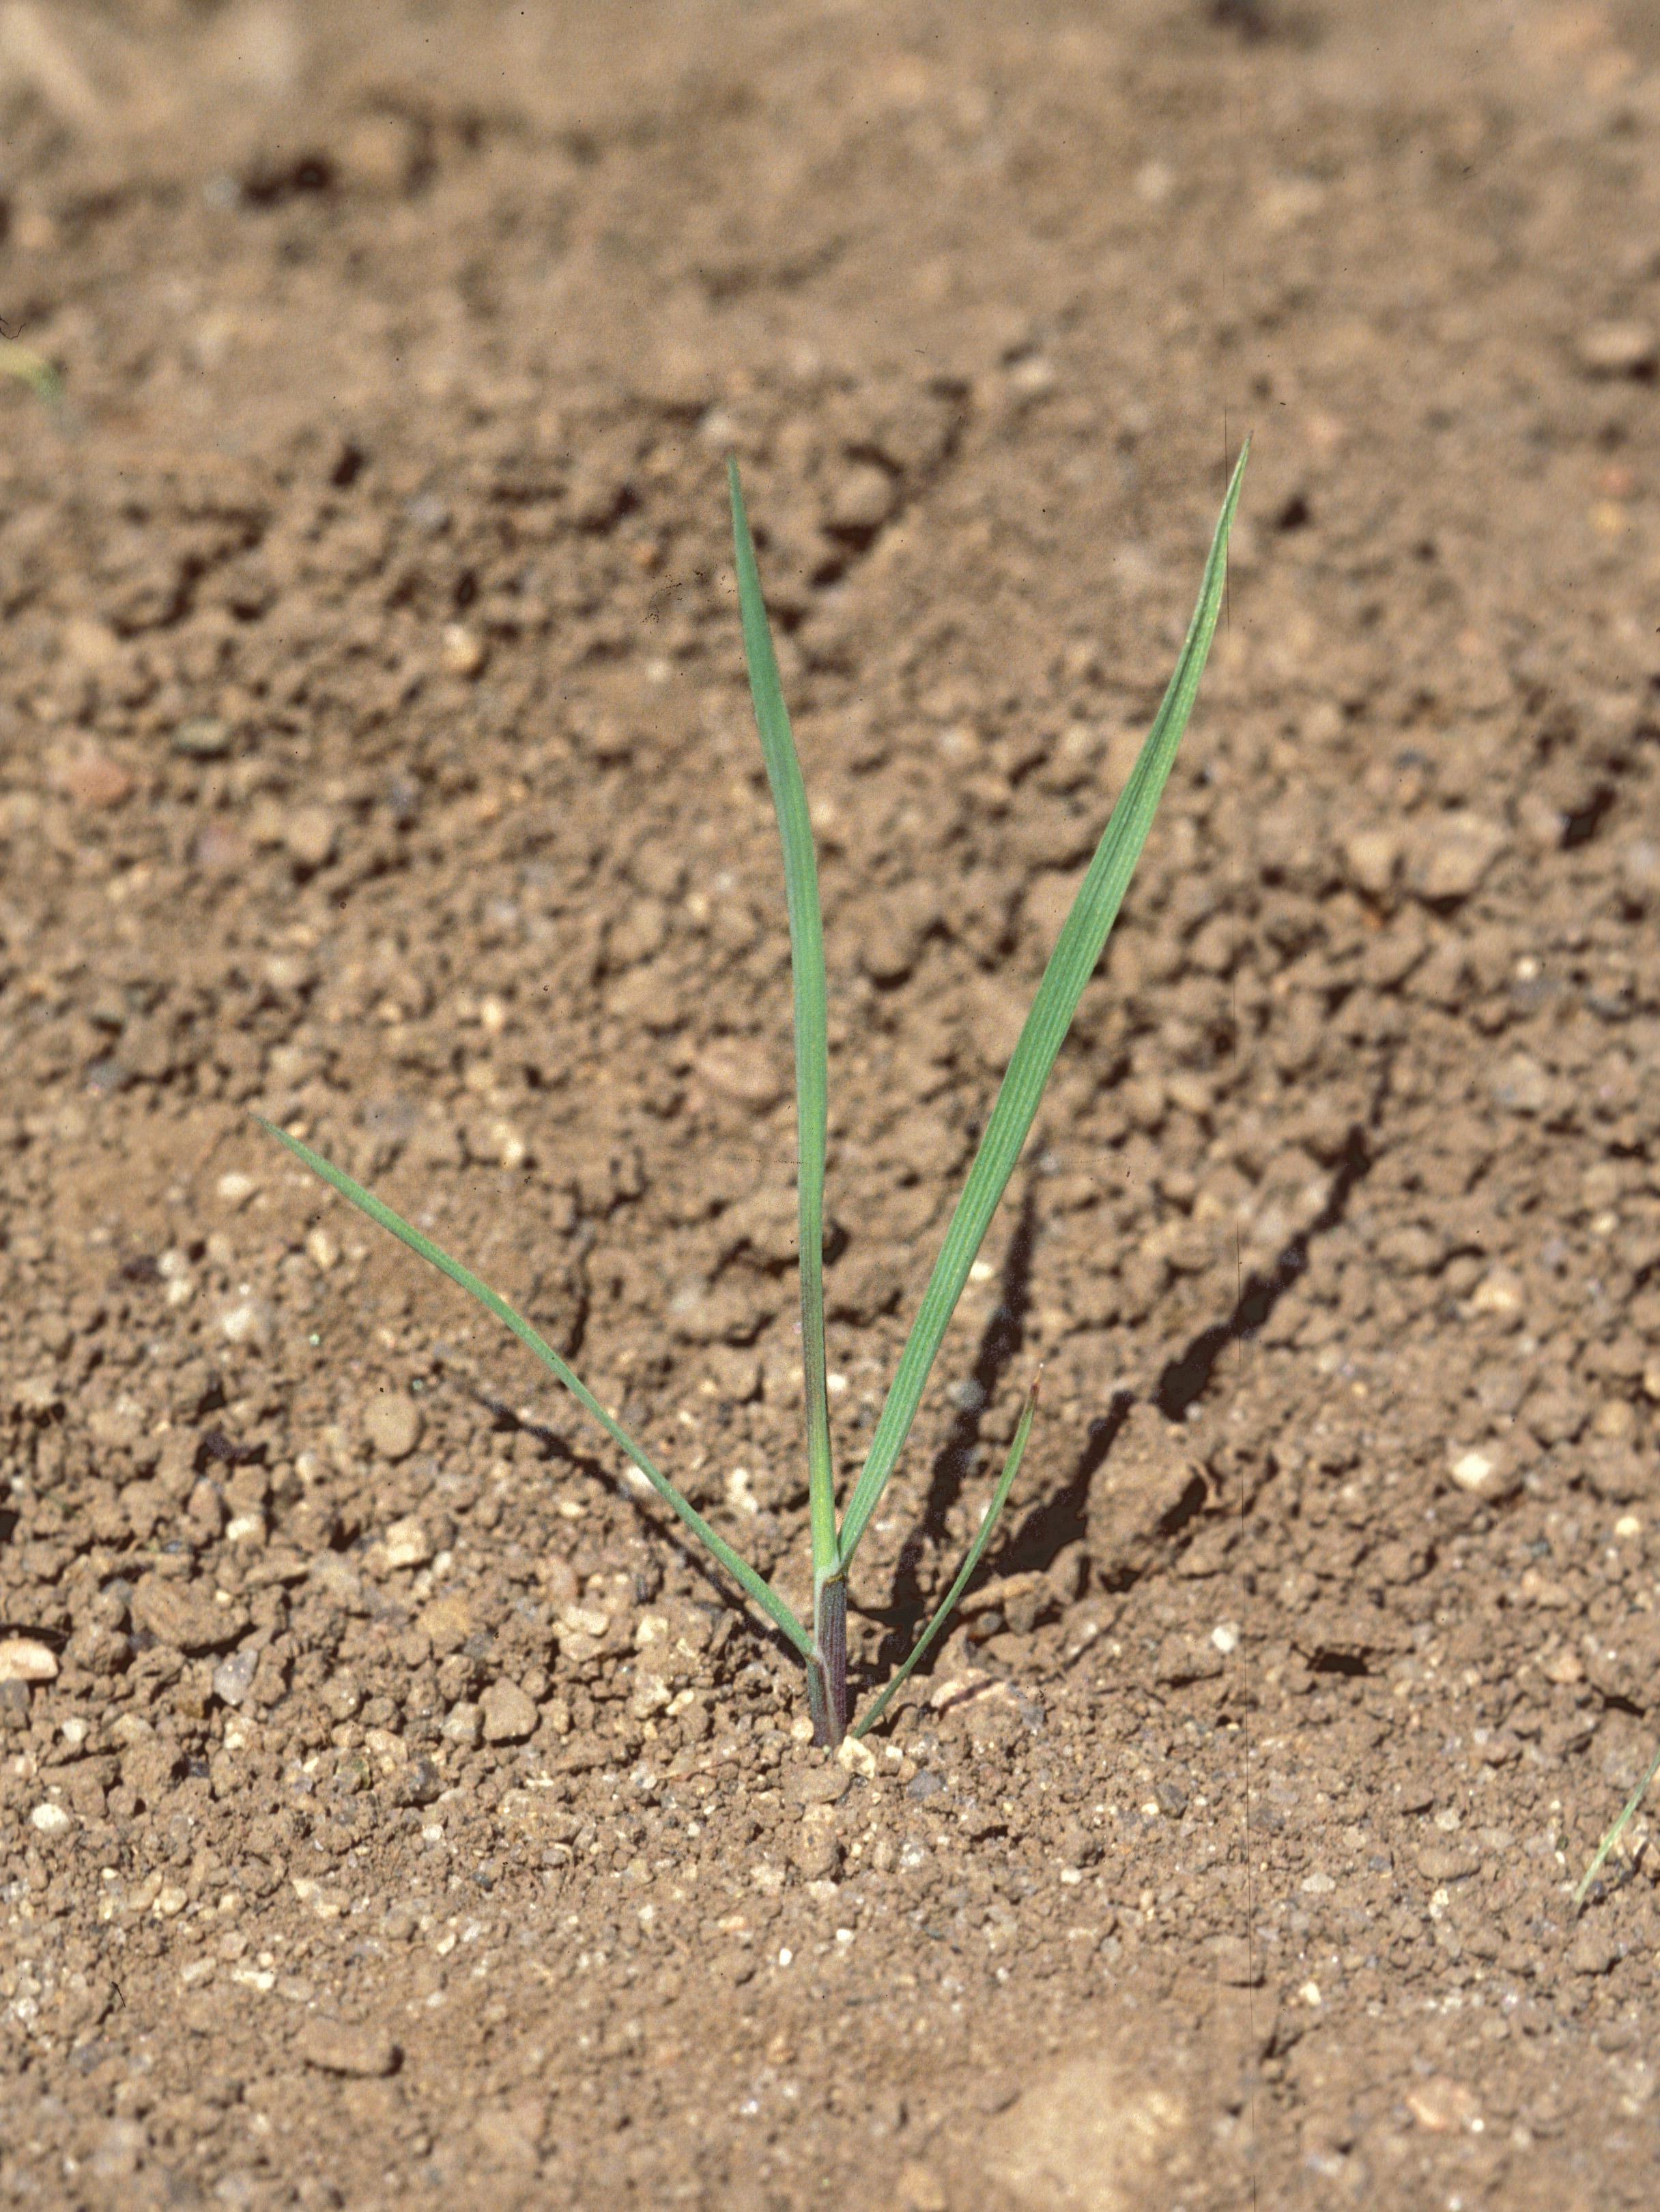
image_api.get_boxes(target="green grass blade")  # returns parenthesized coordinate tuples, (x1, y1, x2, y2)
(728, 460, 838, 1593)
(852, 1377, 1040, 1738)
(836, 442, 1250, 1574)
(0, 339, 63, 410)
(1573, 1739, 1660, 1912)
(256, 1117, 813, 1660)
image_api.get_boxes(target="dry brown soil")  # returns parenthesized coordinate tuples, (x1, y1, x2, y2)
(5, 1, 1660, 2206)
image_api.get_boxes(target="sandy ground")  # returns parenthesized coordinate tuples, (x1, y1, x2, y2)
(4, 3, 1660, 2206)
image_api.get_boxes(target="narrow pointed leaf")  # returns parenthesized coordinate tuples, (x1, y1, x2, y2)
(729, 460, 837, 1589)
(853, 1378, 1040, 1738)
(836, 442, 1248, 1575)
(1574, 1740, 1660, 1912)
(257, 1117, 812, 1658)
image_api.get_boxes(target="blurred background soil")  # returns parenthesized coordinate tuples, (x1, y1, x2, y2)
(4, 2, 1660, 2206)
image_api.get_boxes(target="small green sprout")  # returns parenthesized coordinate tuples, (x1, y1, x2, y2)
(261, 446, 1248, 1747)
(0, 337, 63, 410)
(1574, 1740, 1660, 1912)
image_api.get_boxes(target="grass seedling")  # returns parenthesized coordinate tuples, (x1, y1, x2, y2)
(261, 446, 1248, 1747)
(1574, 1741, 1660, 1912)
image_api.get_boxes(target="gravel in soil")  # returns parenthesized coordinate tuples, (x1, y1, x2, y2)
(5, 3, 1660, 2207)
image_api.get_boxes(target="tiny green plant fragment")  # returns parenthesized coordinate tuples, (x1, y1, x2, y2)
(0, 338, 63, 410)
(1573, 1739, 1660, 1913)
(261, 444, 1248, 1747)
(852, 1375, 1042, 1741)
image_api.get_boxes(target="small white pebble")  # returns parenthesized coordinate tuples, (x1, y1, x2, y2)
(1449, 1449, 1496, 1494)
(826, 1371, 849, 1396)
(1614, 1514, 1642, 1539)
(216, 1171, 257, 1208)
(1470, 1269, 1524, 1317)
(31, 1802, 72, 1835)
(1300, 1980, 1323, 2007)
(836, 1735, 876, 1780)
(725, 1467, 760, 1517)
(777, 1948, 793, 1968)
(1300, 1871, 1335, 1895)
(441, 622, 487, 678)
(219, 1295, 273, 1349)
(1210, 1622, 1240, 1655)
(560, 1607, 611, 1639)
(382, 1516, 434, 1571)
(1577, 319, 1657, 377)
(1007, 354, 1055, 394)
(0, 1637, 59, 1684)
(486, 1119, 527, 1170)
(305, 1227, 339, 1273)
(834, 1928, 855, 1946)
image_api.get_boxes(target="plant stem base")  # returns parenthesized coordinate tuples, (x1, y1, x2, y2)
(807, 1578, 848, 1747)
